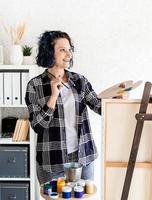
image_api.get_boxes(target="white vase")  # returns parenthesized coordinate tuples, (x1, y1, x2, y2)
(23, 56, 33, 65)
(10, 45, 23, 65)
(0, 45, 3, 64)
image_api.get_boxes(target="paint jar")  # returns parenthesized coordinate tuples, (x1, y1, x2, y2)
(49, 192, 59, 199)
(57, 177, 65, 193)
(44, 183, 52, 195)
(50, 179, 57, 192)
(67, 181, 76, 189)
(85, 180, 94, 194)
(74, 186, 84, 198)
(62, 186, 72, 199)
(77, 179, 85, 187)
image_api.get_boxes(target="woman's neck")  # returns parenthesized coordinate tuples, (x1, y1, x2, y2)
(48, 67, 65, 78)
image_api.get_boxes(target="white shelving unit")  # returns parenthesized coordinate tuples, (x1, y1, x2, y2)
(0, 65, 37, 200)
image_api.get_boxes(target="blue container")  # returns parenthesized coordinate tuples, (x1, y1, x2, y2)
(50, 179, 57, 192)
(74, 186, 84, 198)
(62, 186, 72, 199)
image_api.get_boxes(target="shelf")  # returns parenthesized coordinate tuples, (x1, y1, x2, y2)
(0, 177, 31, 181)
(0, 64, 36, 199)
(106, 161, 152, 168)
(0, 104, 27, 108)
(0, 138, 30, 144)
(0, 65, 36, 70)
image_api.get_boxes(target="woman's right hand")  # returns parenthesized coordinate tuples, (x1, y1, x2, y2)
(47, 78, 63, 109)
(50, 77, 63, 98)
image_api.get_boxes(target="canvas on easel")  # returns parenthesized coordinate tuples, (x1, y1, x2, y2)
(102, 97, 152, 200)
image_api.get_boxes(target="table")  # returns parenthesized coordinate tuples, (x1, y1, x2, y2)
(40, 186, 97, 200)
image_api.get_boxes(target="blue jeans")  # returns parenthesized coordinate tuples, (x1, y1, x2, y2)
(81, 162, 94, 180)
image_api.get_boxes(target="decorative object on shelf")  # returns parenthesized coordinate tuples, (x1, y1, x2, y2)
(22, 45, 33, 64)
(10, 44, 23, 65)
(0, 45, 4, 64)
(3, 21, 27, 45)
(3, 21, 27, 64)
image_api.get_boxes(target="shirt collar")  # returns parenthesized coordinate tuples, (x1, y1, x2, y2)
(41, 68, 78, 86)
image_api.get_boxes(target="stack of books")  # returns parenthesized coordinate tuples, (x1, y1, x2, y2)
(12, 119, 29, 142)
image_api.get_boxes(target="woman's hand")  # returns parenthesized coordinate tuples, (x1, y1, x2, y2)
(50, 77, 63, 98)
(115, 92, 130, 99)
(47, 77, 63, 109)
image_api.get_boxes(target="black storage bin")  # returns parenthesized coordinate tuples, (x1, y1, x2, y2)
(0, 146, 29, 177)
(0, 182, 29, 200)
(2, 117, 18, 138)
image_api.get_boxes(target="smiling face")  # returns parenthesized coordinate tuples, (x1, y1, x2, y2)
(53, 38, 73, 69)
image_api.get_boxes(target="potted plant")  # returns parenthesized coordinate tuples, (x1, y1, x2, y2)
(22, 45, 33, 64)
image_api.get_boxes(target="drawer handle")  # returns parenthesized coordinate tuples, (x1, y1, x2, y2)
(8, 194, 16, 199)
(8, 157, 16, 163)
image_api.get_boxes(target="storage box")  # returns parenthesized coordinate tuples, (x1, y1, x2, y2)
(0, 182, 29, 200)
(0, 146, 29, 177)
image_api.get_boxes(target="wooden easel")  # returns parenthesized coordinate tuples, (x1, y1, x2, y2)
(121, 82, 152, 200)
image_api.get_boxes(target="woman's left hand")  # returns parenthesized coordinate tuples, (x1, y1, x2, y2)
(116, 92, 130, 99)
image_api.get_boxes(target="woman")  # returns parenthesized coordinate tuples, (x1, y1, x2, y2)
(25, 30, 101, 185)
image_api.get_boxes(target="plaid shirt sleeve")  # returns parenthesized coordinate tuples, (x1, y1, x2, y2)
(84, 76, 101, 115)
(25, 79, 55, 134)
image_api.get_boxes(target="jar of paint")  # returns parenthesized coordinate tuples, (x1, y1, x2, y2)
(57, 177, 65, 193)
(62, 186, 72, 199)
(85, 180, 94, 194)
(50, 179, 57, 192)
(77, 179, 85, 187)
(44, 183, 52, 195)
(74, 186, 84, 198)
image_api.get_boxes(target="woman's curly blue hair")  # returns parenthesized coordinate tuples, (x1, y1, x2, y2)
(36, 30, 74, 68)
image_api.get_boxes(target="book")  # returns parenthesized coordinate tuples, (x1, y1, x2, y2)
(18, 119, 29, 141)
(12, 119, 20, 141)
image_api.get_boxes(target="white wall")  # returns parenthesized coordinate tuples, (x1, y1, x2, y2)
(0, 0, 152, 199)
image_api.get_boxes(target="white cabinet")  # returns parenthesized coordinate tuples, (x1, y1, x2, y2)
(101, 99, 152, 200)
(0, 65, 37, 200)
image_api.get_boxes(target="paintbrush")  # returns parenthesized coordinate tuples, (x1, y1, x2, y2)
(47, 71, 69, 89)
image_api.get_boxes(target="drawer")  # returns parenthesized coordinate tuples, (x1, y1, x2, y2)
(0, 182, 29, 200)
(0, 146, 29, 177)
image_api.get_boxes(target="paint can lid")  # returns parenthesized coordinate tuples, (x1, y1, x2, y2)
(74, 186, 84, 192)
(85, 180, 94, 186)
(62, 186, 72, 192)
(50, 179, 57, 182)
(44, 183, 52, 189)
(77, 179, 85, 187)
(49, 192, 59, 199)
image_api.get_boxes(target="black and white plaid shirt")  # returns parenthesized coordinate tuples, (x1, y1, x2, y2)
(25, 69, 101, 184)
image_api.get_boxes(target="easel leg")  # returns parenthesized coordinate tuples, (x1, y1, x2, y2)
(121, 82, 152, 200)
